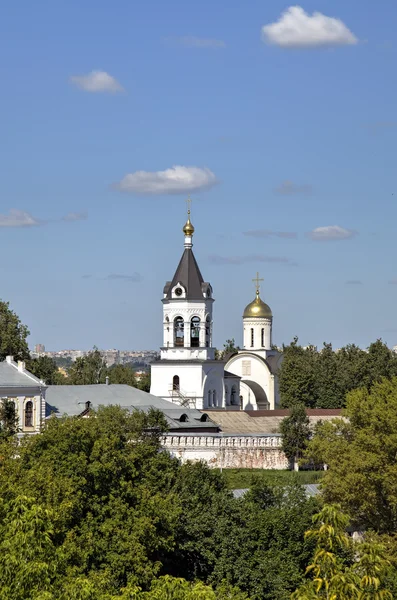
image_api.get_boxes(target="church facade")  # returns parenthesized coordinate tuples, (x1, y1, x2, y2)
(150, 210, 281, 410)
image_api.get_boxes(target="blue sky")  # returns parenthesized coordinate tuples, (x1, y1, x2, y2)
(1, 0, 397, 351)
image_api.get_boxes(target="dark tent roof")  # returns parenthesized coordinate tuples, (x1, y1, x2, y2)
(163, 247, 210, 300)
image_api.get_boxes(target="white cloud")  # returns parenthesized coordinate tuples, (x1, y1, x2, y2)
(261, 6, 358, 48)
(0, 209, 41, 228)
(308, 225, 357, 241)
(274, 181, 312, 195)
(69, 70, 124, 93)
(62, 212, 88, 222)
(115, 165, 218, 195)
(167, 36, 226, 48)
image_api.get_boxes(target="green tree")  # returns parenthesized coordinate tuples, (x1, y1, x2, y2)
(335, 344, 368, 398)
(0, 300, 30, 361)
(215, 339, 240, 360)
(315, 344, 344, 409)
(291, 505, 392, 599)
(0, 398, 19, 439)
(137, 370, 151, 393)
(280, 404, 311, 470)
(278, 338, 317, 408)
(304, 377, 397, 533)
(67, 348, 108, 384)
(27, 355, 66, 385)
(365, 339, 397, 389)
(107, 364, 137, 386)
(0, 495, 59, 600)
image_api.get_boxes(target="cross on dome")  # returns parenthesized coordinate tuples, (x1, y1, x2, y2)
(252, 272, 264, 295)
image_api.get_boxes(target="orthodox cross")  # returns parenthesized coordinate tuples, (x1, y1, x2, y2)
(185, 196, 192, 216)
(252, 272, 264, 294)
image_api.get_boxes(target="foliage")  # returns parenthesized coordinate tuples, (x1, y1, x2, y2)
(214, 469, 323, 490)
(0, 407, 321, 600)
(215, 339, 240, 361)
(67, 348, 108, 384)
(137, 370, 151, 393)
(280, 403, 311, 467)
(0, 398, 19, 439)
(305, 377, 397, 533)
(27, 355, 66, 385)
(279, 338, 318, 408)
(107, 364, 137, 387)
(291, 504, 392, 599)
(0, 300, 30, 362)
(279, 338, 397, 408)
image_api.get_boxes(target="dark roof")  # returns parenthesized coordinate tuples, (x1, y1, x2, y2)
(224, 370, 241, 379)
(163, 247, 209, 300)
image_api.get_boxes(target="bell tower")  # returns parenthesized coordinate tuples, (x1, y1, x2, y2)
(150, 201, 225, 410)
(160, 200, 215, 361)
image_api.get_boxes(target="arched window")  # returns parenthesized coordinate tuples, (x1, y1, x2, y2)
(231, 386, 237, 405)
(190, 316, 200, 347)
(251, 328, 254, 347)
(213, 390, 217, 407)
(24, 401, 33, 427)
(172, 375, 180, 391)
(208, 390, 212, 407)
(180, 414, 189, 423)
(261, 328, 264, 347)
(174, 317, 184, 346)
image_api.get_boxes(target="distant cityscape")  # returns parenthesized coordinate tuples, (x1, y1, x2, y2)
(31, 344, 159, 368)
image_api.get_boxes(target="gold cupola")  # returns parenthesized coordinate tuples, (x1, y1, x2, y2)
(243, 272, 272, 318)
(182, 210, 195, 236)
(243, 290, 272, 319)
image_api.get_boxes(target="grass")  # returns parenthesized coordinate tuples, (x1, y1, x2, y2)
(216, 468, 324, 490)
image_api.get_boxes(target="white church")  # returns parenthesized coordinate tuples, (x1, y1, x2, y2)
(150, 208, 282, 411)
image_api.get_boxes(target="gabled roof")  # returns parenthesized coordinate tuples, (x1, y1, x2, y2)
(163, 248, 209, 300)
(0, 360, 44, 387)
(45, 384, 219, 432)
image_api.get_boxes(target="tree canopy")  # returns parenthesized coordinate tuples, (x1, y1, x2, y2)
(0, 300, 30, 362)
(278, 337, 397, 408)
(280, 403, 311, 468)
(304, 377, 397, 534)
(0, 407, 320, 599)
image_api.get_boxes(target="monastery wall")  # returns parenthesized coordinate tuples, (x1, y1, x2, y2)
(162, 433, 289, 469)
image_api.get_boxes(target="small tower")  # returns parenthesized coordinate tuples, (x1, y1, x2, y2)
(151, 201, 225, 409)
(242, 273, 273, 352)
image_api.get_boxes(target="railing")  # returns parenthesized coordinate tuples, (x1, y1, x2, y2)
(168, 386, 196, 408)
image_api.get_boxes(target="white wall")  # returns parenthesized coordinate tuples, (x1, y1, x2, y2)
(163, 434, 289, 469)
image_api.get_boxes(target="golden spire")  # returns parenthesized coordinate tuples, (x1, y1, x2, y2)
(252, 272, 264, 297)
(183, 196, 195, 236)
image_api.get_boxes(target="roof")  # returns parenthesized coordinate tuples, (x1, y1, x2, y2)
(0, 360, 44, 387)
(224, 370, 241, 379)
(163, 247, 209, 300)
(205, 409, 342, 434)
(45, 384, 219, 432)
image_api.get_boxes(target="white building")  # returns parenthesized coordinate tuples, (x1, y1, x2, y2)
(0, 356, 46, 434)
(150, 210, 281, 410)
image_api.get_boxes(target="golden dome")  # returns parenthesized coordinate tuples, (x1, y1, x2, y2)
(183, 212, 195, 236)
(243, 291, 272, 319)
